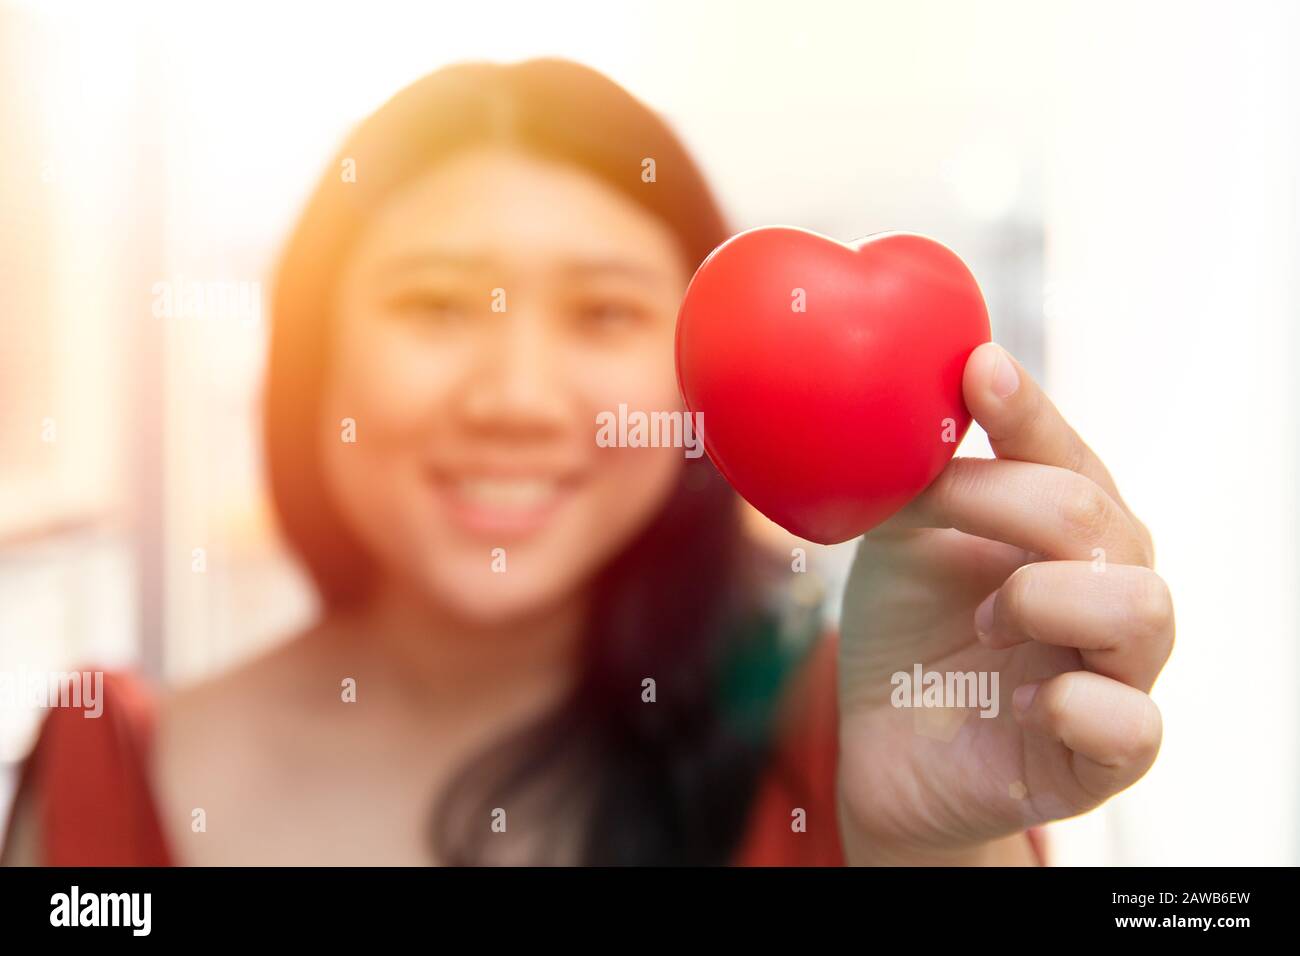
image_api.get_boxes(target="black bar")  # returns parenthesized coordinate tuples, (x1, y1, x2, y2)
(0, 866, 1284, 942)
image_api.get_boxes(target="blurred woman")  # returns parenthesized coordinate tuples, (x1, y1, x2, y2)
(3, 60, 1171, 866)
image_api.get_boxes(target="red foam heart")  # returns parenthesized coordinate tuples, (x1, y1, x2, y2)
(675, 227, 990, 545)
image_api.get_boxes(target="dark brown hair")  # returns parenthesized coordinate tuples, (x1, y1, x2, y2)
(265, 59, 798, 864)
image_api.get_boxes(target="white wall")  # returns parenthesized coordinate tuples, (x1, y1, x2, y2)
(1043, 0, 1300, 865)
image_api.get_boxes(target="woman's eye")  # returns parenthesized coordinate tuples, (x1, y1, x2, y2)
(384, 292, 473, 327)
(573, 299, 645, 336)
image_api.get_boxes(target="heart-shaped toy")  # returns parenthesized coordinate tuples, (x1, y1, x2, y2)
(675, 227, 991, 545)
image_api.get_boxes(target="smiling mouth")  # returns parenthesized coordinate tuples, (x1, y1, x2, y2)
(427, 470, 580, 537)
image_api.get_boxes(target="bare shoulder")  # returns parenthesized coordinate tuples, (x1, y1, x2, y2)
(150, 625, 347, 862)
(159, 627, 338, 730)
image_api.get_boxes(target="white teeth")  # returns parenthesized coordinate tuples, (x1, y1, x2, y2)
(454, 479, 559, 509)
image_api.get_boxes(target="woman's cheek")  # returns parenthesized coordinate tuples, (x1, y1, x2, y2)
(316, 324, 463, 578)
(335, 322, 468, 432)
(579, 365, 689, 528)
(593, 443, 682, 525)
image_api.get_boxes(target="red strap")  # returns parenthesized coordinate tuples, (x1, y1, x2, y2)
(6, 671, 172, 866)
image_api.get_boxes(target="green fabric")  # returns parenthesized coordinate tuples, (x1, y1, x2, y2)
(717, 608, 821, 744)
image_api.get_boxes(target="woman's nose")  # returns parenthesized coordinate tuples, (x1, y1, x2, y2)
(458, 308, 571, 435)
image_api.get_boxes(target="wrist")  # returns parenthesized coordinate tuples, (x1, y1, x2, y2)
(838, 791, 1038, 866)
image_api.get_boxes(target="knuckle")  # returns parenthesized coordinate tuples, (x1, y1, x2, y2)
(1059, 479, 1113, 546)
(928, 462, 963, 521)
(1139, 699, 1164, 753)
(1059, 427, 1090, 476)
(1040, 678, 1074, 727)
(1020, 389, 1051, 439)
(1126, 570, 1175, 642)
(936, 458, 983, 518)
(1116, 698, 1164, 766)
(998, 564, 1037, 629)
(1135, 519, 1157, 567)
(1110, 727, 1145, 765)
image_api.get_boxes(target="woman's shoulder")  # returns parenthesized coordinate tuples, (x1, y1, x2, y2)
(2, 634, 319, 867)
(3, 669, 171, 866)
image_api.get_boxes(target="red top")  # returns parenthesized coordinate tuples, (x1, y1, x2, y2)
(3, 638, 1043, 866)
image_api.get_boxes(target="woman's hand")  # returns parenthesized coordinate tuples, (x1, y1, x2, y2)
(836, 342, 1173, 865)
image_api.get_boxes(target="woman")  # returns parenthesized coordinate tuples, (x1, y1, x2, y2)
(3, 59, 1172, 866)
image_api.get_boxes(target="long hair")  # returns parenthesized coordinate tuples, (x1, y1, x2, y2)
(264, 59, 800, 864)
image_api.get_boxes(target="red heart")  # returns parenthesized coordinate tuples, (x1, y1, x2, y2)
(675, 228, 991, 545)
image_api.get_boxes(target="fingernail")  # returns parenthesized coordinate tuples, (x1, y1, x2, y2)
(991, 346, 1020, 399)
(974, 592, 997, 642)
(1012, 683, 1039, 718)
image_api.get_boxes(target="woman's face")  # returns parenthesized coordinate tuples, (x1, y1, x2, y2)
(321, 146, 692, 624)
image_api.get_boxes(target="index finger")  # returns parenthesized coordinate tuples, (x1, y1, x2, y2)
(963, 342, 1125, 505)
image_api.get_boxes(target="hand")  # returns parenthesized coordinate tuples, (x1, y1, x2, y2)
(836, 342, 1173, 865)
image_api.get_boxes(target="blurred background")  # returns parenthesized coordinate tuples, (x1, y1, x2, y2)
(1, 0, 1296, 865)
